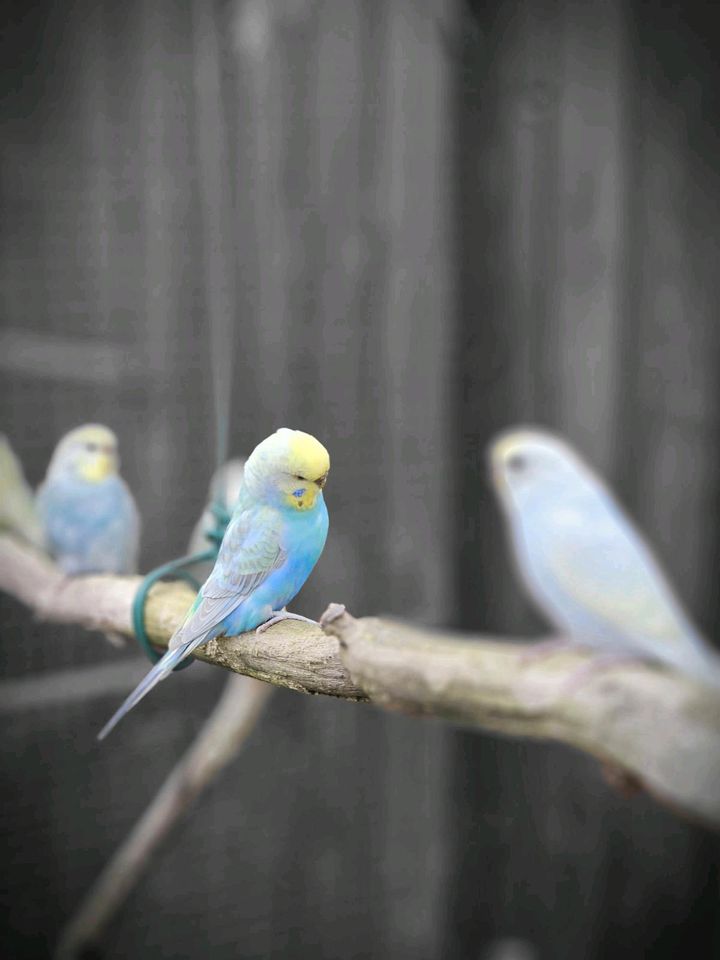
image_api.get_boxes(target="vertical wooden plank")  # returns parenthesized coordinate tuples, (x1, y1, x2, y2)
(452, 0, 559, 638)
(191, 0, 240, 468)
(448, 7, 556, 954)
(374, 0, 455, 624)
(230, 0, 293, 428)
(502, 0, 563, 425)
(628, 110, 720, 611)
(135, 0, 210, 566)
(552, 0, 625, 464)
(139, 0, 185, 559)
(366, 3, 457, 958)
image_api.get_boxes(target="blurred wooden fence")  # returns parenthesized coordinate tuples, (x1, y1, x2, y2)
(1, 0, 719, 957)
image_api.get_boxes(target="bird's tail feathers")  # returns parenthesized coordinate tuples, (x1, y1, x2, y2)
(97, 634, 206, 740)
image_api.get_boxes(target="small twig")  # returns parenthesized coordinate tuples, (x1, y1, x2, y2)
(55, 674, 272, 960)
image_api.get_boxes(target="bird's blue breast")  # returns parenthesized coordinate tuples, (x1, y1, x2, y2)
(221, 497, 329, 635)
(38, 475, 137, 574)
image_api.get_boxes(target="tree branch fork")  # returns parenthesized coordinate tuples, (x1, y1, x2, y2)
(1, 535, 719, 829)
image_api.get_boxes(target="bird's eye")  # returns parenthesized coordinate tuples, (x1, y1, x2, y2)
(294, 474, 306, 481)
(507, 454, 527, 473)
(85, 442, 98, 453)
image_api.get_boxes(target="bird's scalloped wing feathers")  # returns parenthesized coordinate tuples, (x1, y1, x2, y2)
(167, 593, 248, 649)
(546, 508, 695, 655)
(207, 505, 286, 593)
(168, 507, 286, 651)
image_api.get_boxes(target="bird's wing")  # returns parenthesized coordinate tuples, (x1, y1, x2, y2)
(168, 506, 286, 649)
(546, 501, 697, 656)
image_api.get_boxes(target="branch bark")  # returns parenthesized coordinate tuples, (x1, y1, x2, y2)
(321, 603, 720, 830)
(2, 535, 720, 829)
(0, 534, 365, 699)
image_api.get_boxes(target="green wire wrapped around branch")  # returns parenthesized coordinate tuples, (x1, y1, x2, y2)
(131, 501, 232, 670)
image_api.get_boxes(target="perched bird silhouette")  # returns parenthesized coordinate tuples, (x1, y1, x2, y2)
(98, 428, 330, 739)
(490, 427, 720, 688)
(0, 435, 45, 549)
(37, 424, 140, 575)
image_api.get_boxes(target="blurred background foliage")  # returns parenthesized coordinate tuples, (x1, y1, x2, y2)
(1, 0, 719, 957)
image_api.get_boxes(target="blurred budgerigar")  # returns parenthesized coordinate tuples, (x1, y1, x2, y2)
(0, 435, 45, 549)
(186, 457, 247, 583)
(37, 424, 140, 576)
(98, 428, 330, 739)
(490, 427, 720, 688)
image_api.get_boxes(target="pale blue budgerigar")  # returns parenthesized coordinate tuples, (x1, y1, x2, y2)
(186, 457, 247, 583)
(490, 427, 720, 688)
(0, 435, 45, 549)
(98, 428, 330, 739)
(37, 424, 140, 576)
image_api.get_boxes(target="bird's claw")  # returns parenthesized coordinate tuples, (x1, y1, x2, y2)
(256, 609, 318, 634)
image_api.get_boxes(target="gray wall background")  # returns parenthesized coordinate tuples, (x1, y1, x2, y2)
(1, 0, 719, 957)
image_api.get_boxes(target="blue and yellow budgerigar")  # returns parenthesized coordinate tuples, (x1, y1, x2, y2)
(37, 424, 140, 576)
(490, 427, 720, 688)
(98, 427, 330, 739)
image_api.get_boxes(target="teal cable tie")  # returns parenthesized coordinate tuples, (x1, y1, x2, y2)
(131, 500, 231, 670)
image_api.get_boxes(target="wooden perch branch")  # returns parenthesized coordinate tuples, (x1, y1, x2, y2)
(321, 604, 720, 829)
(0, 535, 365, 700)
(2, 535, 720, 829)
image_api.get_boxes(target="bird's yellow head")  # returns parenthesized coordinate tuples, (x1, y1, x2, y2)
(244, 428, 330, 511)
(489, 427, 599, 511)
(47, 424, 120, 484)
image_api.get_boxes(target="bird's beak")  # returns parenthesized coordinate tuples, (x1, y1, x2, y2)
(315, 472, 328, 489)
(487, 436, 516, 491)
